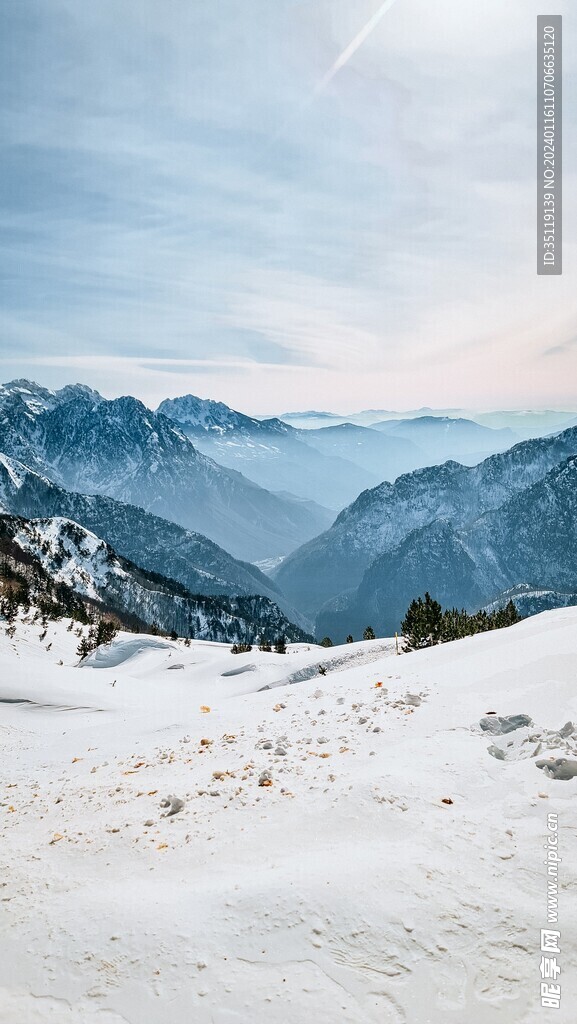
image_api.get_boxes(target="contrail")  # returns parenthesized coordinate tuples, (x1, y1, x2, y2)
(314, 0, 400, 95)
(262, 0, 400, 151)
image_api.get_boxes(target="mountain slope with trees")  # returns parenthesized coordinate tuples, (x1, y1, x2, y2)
(0, 453, 308, 627)
(0, 514, 311, 644)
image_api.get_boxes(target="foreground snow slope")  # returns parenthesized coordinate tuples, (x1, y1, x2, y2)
(1, 610, 576, 1023)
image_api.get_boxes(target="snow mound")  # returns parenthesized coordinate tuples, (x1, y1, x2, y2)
(80, 636, 173, 669)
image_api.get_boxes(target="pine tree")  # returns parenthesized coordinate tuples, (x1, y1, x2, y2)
(319, 636, 333, 648)
(346, 634, 354, 644)
(363, 626, 376, 641)
(500, 599, 521, 627)
(76, 636, 92, 659)
(440, 607, 469, 643)
(401, 592, 443, 650)
(274, 636, 287, 654)
(95, 620, 117, 646)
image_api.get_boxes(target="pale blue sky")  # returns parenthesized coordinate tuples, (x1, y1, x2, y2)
(0, 0, 575, 413)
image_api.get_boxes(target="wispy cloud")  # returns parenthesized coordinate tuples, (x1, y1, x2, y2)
(0, 0, 575, 412)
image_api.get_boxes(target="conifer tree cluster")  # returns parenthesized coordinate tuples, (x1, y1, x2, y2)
(76, 620, 118, 659)
(233, 635, 287, 654)
(1, 553, 89, 630)
(401, 592, 521, 651)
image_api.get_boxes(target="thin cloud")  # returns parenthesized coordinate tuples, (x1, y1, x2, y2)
(544, 336, 577, 357)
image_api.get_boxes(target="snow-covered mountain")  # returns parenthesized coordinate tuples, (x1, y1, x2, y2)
(276, 426, 577, 624)
(0, 513, 310, 643)
(0, 378, 103, 416)
(158, 394, 265, 434)
(0, 453, 307, 626)
(5, 380, 576, 645)
(318, 457, 577, 637)
(0, 380, 332, 561)
(483, 583, 577, 618)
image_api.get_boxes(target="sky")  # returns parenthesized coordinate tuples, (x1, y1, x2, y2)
(0, 0, 576, 415)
